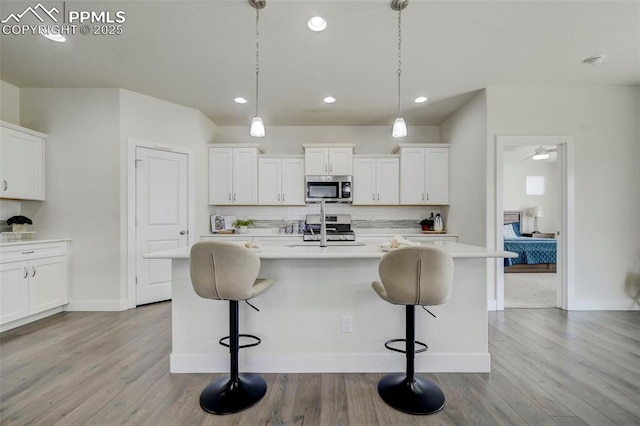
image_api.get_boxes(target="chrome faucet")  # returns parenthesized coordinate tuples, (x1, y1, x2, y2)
(320, 200, 327, 247)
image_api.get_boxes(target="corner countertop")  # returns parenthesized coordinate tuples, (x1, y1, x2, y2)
(0, 238, 72, 247)
(145, 241, 516, 260)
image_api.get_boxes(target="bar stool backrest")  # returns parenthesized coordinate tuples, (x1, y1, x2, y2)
(190, 241, 261, 301)
(376, 246, 454, 306)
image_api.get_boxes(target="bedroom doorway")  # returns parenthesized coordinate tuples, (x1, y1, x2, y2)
(496, 136, 575, 311)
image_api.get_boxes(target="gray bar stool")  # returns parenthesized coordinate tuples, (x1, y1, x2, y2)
(190, 241, 273, 415)
(372, 246, 454, 415)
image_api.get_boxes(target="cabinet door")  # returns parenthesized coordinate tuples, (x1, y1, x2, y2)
(352, 158, 376, 205)
(258, 158, 282, 205)
(305, 148, 328, 175)
(376, 158, 400, 204)
(280, 158, 305, 205)
(232, 148, 258, 204)
(425, 148, 449, 204)
(399, 148, 426, 204)
(0, 261, 29, 324)
(209, 148, 233, 205)
(28, 256, 68, 315)
(328, 148, 353, 175)
(0, 126, 45, 201)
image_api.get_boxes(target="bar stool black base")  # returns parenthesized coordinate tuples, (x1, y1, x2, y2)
(200, 373, 267, 415)
(378, 373, 445, 415)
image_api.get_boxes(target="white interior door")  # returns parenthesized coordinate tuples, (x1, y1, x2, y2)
(135, 147, 188, 305)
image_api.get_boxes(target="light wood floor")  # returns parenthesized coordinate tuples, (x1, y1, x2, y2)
(1, 303, 639, 425)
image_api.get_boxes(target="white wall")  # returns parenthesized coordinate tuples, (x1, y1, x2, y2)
(441, 90, 488, 246)
(503, 160, 558, 233)
(214, 125, 440, 154)
(487, 86, 640, 310)
(0, 80, 20, 125)
(20, 88, 123, 309)
(119, 89, 217, 237)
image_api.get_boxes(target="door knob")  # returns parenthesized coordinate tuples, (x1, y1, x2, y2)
(179, 230, 187, 235)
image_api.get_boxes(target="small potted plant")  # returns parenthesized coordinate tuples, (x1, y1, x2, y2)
(7, 215, 33, 233)
(232, 218, 254, 234)
(419, 217, 432, 231)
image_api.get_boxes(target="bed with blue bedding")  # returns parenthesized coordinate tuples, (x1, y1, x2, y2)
(503, 211, 557, 273)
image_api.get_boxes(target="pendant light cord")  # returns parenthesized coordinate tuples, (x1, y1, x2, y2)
(255, 6, 260, 117)
(397, 8, 402, 117)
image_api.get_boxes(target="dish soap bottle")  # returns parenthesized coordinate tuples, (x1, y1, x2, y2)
(434, 213, 444, 232)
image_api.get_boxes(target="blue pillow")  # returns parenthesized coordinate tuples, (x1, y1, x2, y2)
(512, 222, 521, 236)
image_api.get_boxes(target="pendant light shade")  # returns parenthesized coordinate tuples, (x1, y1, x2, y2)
(250, 116, 265, 137)
(249, 0, 266, 138)
(392, 117, 407, 138)
(391, 0, 408, 138)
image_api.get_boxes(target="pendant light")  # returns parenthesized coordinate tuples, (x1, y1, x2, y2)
(391, 0, 408, 138)
(249, 0, 266, 137)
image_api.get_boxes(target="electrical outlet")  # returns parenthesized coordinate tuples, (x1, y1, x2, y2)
(341, 316, 352, 333)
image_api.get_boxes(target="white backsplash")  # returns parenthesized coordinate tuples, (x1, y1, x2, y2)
(210, 205, 443, 223)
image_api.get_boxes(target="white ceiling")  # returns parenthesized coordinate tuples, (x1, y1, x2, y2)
(1, 0, 638, 127)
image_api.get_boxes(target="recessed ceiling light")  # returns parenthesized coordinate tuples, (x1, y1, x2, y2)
(234, 97, 248, 104)
(583, 55, 606, 66)
(308, 16, 327, 32)
(414, 96, 428, 103)
(42, 33, 65, 42)
(323, 96, 336, 104)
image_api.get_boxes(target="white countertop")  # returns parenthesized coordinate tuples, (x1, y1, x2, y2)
(0, 238, 71, 247)
(145, 241, 516, 260)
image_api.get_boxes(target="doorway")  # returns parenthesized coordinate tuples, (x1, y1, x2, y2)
(126, 140, 193, 308)
(495, 136, 575, 310)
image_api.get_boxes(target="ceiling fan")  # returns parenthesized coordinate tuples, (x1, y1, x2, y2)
(523, 146, 557, 160)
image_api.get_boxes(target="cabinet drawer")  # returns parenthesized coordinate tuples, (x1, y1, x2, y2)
(0, 243, 67, 263)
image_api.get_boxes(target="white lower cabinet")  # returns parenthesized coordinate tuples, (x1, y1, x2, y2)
(0, 241, 69, 329)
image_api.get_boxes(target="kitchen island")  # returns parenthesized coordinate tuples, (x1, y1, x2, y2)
(146, 242, 515, 374)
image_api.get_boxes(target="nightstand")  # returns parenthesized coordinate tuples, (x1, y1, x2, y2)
(521, 232, 555, 239)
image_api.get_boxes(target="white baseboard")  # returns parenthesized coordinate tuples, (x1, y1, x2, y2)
(0, 307, 63, 333)
(169, 352, 491, 374)
(568, 299, 640, 311)
(487, 299, 497, 311)
(64, 299, 129, 311)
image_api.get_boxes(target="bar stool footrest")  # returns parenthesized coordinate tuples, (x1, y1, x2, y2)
(384, 338, 428, 354)
(219, 334, 261, 349)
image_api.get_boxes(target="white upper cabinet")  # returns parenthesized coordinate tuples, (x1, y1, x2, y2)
(303, 145, 354, 175)
(353, 157, 399, 205)
(208, 145, 260, 205)
(395, 144, 450, 205)
(258, 157, 304, 205)
(0, 122, 46, 201)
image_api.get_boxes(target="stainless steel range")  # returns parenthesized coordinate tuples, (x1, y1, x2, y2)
(303, 214, 356, 242)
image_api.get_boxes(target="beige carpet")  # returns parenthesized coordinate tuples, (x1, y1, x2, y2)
(505, 273, 558, 308)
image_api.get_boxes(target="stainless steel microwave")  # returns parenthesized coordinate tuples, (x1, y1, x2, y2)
(305, 175, 352, 203)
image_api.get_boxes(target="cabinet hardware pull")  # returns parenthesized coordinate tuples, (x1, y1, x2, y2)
(372, 193, 375, 201)
(282, 193, 285, 202)
(426, 193, 429, 201)
(23, 267, 28, 279)
(31, 266, 36, 277)
(422, 193, 425, 201)
(22, 251, 35, 255)
(277, 193, 280, 201)
(228, 193, 231, 201)
(2, 180, 7, 191)
(179, 230, 186, 235)
(330, 164, 332, 173)
(377, 193, 380, 201)
(325, 164, 328, 173)
(233, 193, 236, 201)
